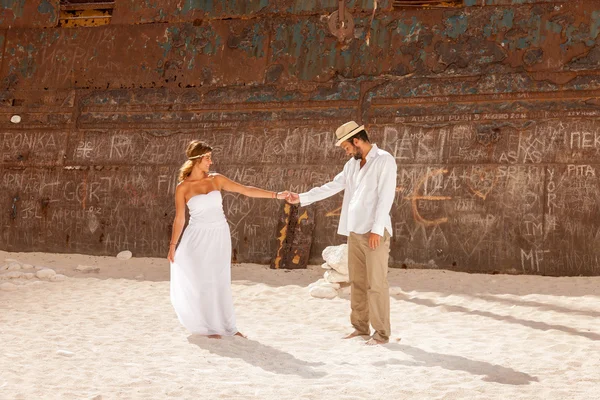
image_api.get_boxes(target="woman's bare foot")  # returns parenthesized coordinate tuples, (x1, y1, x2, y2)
(208, 334, 222, 339)
(343, 330, 370, 339)
(234, 332, 247, 338)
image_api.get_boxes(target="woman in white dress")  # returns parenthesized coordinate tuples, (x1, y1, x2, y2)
(167, 140, 288, 339)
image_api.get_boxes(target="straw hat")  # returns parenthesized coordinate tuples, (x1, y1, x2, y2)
(335, 121, 365, 146)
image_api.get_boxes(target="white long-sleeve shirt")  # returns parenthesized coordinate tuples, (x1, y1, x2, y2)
(299, 144, 397, 237)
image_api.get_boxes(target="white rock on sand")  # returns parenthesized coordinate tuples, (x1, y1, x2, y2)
(324, 269, 349, 283)
(75, 265, 100, 274)
(50, 274, 68, 282)
(308, 285, 338, 299)
(308, 279, 340, 290)
(36, 268, 56, 280)
(117, 250, 132, 260)
(6, 261, 22, 271)
(0, 271, 24, 280)
(309, 244, 350, 298)
(322, 244, 349, 275)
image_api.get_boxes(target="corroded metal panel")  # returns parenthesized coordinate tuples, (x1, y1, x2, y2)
(2, 1, 600, 276)
(0, 0, 59, 29)
(267, 3, 600, 84)
(111, 0, 391, 24)
(0, 166, 175, 255)
(1, 21, 270, 90)
(4, 3, 598, 89)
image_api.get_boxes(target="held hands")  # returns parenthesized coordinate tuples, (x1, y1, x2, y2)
(287, 192, 300, 204)
(275, 191, 300, 204)
(274, 191, 300, 204)
(276, 190, 291, 200)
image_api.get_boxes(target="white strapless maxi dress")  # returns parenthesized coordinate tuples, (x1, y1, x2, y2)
(170, 190, 237, 336)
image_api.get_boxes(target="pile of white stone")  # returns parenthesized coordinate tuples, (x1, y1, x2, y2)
(308, 244, 349, 299)
(0, 259, 67, 291)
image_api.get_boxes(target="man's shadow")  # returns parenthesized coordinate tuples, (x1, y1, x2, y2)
(187, 335, 327, 379)
(377, 343, 538, 385)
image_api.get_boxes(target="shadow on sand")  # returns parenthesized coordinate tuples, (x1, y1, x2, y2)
(187, 335, 327, 379)
(394, 294, 600, 341)
(376, 343, 538, 385)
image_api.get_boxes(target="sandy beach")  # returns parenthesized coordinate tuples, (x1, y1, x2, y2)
(1, 250, 599, 400)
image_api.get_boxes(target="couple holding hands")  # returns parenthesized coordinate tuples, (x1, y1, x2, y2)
(168, 121, 397, 345)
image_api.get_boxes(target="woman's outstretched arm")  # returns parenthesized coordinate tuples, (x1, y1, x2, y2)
(215, 174, 289, 200)
(167, 184, 187, 262)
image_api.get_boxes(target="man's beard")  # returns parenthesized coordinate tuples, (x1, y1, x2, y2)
(352, 146, 362, 160)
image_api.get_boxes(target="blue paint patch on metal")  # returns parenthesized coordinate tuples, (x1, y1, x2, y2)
(396, 16, 423, 44)
(157, 24, 222, 74)
(158, 26, 176, 58)
(483, 9, 513, 38)
(181, 0, 212, 14)
(248, 22, 266, 58)
(291, 22, 307, 58)
(180, 0, 269, 16)
(507, 13, 541, 50)
(288, 0, 387, 14)
(349, 0, 380, 9)
(0, 0, 26, 18)
(291, 0, 318, 12)
(464, 0, 477, 6)
(367, 18, 388, 48)
(591, 11, 600, 42)
(445, 14, 468, 39)
(17, 43, 37, 78)
(37, 0, 56, 22)
(545, 20, 562, 35)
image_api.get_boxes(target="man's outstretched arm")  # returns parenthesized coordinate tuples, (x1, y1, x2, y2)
(289, 167, 347, 206)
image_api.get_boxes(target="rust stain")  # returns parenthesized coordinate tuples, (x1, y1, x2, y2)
(406, 168, 451, 227)
(272, 203, 291, 269)
(297, 209, 308, 223)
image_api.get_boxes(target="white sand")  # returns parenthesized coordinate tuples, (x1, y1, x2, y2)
(1, 250, 599, 400)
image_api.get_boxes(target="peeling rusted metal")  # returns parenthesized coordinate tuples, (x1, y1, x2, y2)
(2, 1, 600, 276)
(272, 203, 315, 269)
(110, 0, 391, 25)
(0, 0, 59, 29)
(58, 10, 113, 28)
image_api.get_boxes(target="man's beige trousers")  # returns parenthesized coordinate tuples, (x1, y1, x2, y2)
(347, 231, 391, 342)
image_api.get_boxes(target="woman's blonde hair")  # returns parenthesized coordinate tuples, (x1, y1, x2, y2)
(177, 140, 213, 183)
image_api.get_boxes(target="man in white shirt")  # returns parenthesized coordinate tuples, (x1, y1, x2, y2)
(288, 121, 397, 345)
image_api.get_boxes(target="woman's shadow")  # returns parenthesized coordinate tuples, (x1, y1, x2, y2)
(187, 335, 327, 379)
